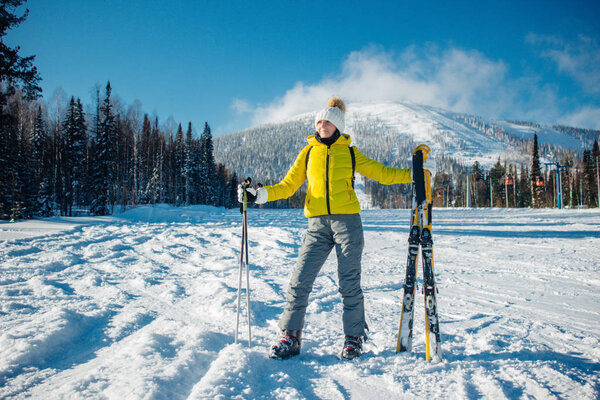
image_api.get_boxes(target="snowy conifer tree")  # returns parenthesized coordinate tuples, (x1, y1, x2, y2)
(583, 150, 597, 207)
(531, 133, 543, 207)
(61, 97, 87, 215)
(30, 105, 53, 215)
(174, 123, 185, 205)
(199, 122, 216, 205)
(184, 122, 194, 205)
(89, 82, 115, 215)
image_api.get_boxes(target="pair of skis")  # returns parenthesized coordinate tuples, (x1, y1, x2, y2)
(396, 144, 443, 362)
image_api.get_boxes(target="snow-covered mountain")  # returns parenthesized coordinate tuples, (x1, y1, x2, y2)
(214, 101, 598, 182)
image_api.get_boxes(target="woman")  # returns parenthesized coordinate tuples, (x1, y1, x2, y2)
(239, 97, 412, 360)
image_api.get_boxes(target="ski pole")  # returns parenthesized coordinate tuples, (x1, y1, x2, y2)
(235, 178, 252, 348)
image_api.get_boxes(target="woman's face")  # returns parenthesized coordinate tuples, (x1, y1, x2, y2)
(316, 120, 337, 138)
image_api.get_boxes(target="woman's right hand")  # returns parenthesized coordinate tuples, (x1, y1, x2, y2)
(237, 185, 268, 204)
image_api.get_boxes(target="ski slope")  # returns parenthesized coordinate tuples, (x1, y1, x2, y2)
(346, 102, 512, 166)
(1, 205, 599, 399)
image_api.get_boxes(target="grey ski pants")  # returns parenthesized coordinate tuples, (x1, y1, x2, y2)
(278, 213, 366, 337)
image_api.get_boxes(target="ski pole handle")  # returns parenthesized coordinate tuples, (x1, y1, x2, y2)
(240, 177, 252, 213)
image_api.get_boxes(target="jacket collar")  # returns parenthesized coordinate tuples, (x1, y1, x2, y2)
(307, 133, 351, 147)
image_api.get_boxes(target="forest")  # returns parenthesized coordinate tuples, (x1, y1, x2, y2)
(0, 81, 240, 221)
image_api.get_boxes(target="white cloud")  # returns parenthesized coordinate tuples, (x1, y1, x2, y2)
(246, 46, 516, 126)
(559, 106, 600, 130)
(235, 44, 599, 131)
(527, 34, 600, 94)
(232, 98, 253, 114)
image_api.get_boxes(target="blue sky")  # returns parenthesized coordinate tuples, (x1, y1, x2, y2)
(5, 0, 600, 136)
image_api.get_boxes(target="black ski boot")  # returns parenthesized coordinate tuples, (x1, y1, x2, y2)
(341, 335, 363, 360)
(269, 330, 301, 359)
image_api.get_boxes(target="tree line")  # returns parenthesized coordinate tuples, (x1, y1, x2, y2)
(1, 82, 240, 220)
(422, 134, 599, 209)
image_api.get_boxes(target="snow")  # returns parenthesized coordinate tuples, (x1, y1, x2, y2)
(1, 205, 599, 399)
(494, 121, 584, 151)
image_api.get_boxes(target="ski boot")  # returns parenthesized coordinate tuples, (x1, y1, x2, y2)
(269, 330, 301, 359)
(341, 335, 363, 360)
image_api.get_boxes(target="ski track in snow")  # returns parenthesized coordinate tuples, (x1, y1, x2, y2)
(1, 206, 599, 399)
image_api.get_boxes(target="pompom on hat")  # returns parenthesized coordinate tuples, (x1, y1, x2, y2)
(315, 97, 346, 133)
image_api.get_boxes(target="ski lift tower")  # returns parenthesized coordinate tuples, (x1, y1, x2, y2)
(441, 178, 451, 207)
(544, 162, 571, 209)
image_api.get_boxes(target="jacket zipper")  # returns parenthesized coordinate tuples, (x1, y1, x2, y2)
(326, 146, 331, 215)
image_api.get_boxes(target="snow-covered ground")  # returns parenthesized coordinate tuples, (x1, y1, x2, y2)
(1, 205, 599, 399)
(493, 121, 584, 151)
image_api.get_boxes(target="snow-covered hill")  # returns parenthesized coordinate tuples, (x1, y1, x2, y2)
(214, 101, 599, 183)
(1, 206, 599, 398)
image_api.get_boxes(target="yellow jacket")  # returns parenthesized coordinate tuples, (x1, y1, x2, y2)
(265, 133, 412, 217)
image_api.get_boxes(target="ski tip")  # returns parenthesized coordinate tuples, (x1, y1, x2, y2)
(413, 144, 431, 159)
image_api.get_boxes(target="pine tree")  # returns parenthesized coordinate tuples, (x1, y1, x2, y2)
(470, 161, 486, 207)
(530, 133, 543, 207)
(156, 124, 166, 203)
(593, 140, 599, 207)
(185, 122, 194, 205)
(30, 105, 44, 213)
(490, 158, 506, 207)
(12, 105, 29, 219)
(583, 150, 596, 207)
(0, 111, 9, 218)
(0, 0, 42, 103)
(138, 114, 152, 203)
(174, 123, 185, 205)
(73, 98, 88, 208)
(148, 135, 165, 205)
(89, 82, 115, 215)
(62, 97, 78, 215)
(0, 93, 30, 220)
(164, 131, 175, 204)
(199, 122, 216, 205)
(30, 106, 53, 216)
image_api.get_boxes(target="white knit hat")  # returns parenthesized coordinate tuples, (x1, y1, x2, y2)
(314, 97, 346, 132)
